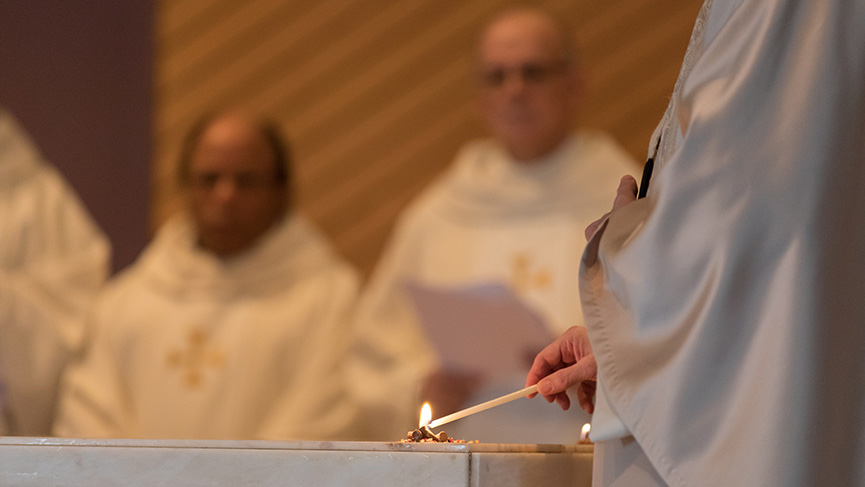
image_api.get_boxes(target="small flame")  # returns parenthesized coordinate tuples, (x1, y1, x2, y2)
(580, 423, 591, 441)
(419, 403, 432, 428)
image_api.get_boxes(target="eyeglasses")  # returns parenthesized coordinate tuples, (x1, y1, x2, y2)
(188, 171, 280, 191)
(478, 60, 570, 88)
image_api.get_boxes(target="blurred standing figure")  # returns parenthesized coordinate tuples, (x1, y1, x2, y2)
(54, 111, 361, 440)
(0, 108, 110, 436)
(349, 8, 636, 442)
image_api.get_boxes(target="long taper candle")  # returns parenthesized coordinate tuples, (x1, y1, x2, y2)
(427, 384, 538, 429)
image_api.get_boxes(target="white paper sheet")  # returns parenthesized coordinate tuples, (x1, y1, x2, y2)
(403, 281, 555, 380)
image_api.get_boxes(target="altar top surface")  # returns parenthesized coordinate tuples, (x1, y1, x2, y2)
(0, 436, 590, 454)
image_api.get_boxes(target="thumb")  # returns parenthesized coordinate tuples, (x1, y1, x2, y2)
(611, 175, 638, 211)
(537, 358, 594, 396)
(585, 212, 610, 241)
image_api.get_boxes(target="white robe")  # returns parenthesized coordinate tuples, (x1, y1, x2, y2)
(0, 109, 110, 436)
(54, 212, 361, 441)
(582, 0, 865, 485)
(350, 133, 637, 442)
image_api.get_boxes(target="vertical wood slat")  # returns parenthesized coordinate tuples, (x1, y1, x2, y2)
(156, 0, 704, 277)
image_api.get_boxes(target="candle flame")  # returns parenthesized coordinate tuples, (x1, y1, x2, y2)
(419, 403, 432, 428)
(581, 423, 591, 441)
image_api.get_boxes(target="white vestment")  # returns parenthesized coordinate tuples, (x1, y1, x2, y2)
(582, 0, 865, 485)
(54, 212, 361, 441)
(0, 109, 110, 436)
(350, 133, 637, 442)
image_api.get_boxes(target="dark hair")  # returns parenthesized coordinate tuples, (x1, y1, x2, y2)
(177, 111, 293, 192)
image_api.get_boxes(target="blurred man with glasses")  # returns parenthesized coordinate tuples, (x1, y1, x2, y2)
(350, 8, 636, 443)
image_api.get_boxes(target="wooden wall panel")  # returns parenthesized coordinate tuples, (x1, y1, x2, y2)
(155, 0, 703, 277)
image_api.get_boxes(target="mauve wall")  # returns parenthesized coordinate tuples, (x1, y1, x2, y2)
(0, 1, 153, 272)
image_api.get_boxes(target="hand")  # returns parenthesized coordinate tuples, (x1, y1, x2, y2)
(585, 175, 638, 241)
(525, 326, 597, 414)
(421, 368, 484, 416)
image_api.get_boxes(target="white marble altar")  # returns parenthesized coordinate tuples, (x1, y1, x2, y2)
(0, 437, 592, 486)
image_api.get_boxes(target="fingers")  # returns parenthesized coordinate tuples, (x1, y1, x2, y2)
(536, 354, 596, 397)
(526, 354, 555, 387)
(526, 327, 596, 411)
(577, 381, 597, 414)
(526, 343, 565, 392)
(539, 390, 570, 410)
(526, 326, 593, 395)
(585, 212, 609, 241)
(612, 175, 638, 211)
(555, 392, 571, 411)
(537, 366, 576, 397)
(585, 175, 637, 241)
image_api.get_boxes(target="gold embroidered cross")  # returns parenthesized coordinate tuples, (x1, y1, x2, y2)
(166, 327, 226, 388)
(511, 253, 552, 293)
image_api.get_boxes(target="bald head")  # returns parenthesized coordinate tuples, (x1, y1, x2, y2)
(475, 8, 582, 162)
(178, 111, 290, 187)
(476, 9, 575, 67)
(180, 111, 291, 258)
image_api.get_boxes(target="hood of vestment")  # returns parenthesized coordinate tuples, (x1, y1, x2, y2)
(438, 133, 627, 221)
(135, 212, 341, 299)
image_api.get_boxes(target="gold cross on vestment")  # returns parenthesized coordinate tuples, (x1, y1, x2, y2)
(511, 253, 552, 293)
(166, 327, 226, 388)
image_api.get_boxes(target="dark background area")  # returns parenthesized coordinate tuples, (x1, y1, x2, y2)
(0, 2, 154, 272)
